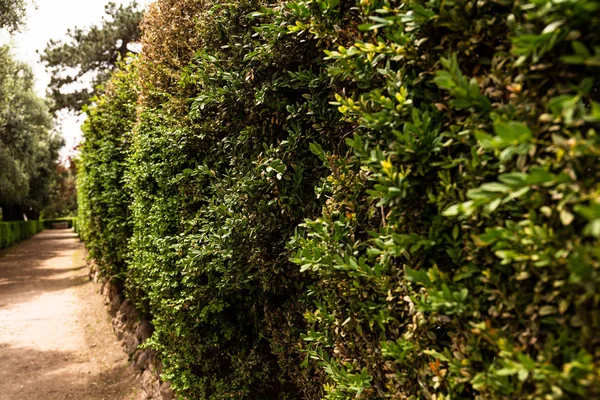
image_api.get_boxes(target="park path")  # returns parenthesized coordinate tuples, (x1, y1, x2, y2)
(0, 229, 140, 400)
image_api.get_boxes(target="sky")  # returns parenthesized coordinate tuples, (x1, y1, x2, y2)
(0, 0, 153, 160)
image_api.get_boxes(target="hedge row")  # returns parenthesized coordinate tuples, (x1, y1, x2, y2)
(0, 221, 44, 249)
(72, 217, 79, 236)
(42, 218, 76, 229)
(78, 60, 137, 285)
(78, 0, 600, 398)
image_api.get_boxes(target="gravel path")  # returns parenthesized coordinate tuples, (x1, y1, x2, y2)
(0, 229, 139, 400)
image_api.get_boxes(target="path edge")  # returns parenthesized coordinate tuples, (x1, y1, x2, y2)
(87, 256, 175, 400)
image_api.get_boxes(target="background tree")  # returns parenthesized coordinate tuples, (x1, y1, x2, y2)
(40, 1, 143, 113)
(0, 46, 63, 221)
(0, 0, 26, 33)
(42, 159, 78, 219)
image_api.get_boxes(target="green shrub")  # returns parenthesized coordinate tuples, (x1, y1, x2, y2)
(0, 223, 7, 248)
(0, 220, 43, 249)
(127, 1, 330, 396)
(77, 60, 138, 284)
(42, 218, 75, 229)
(290, 0, 600, 398)
(77, 0, 600, 398)
(72, 217, 79, 235)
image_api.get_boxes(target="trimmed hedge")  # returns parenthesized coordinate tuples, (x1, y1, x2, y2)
(0, 220, 44, 249)
(42, 218, 76, 229)
(72, 217, 79, 236)
(77, 60, 137, 283)
(78, 0, 600, 399)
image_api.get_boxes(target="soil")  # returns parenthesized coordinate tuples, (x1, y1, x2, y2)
(0, 229, 140, 400)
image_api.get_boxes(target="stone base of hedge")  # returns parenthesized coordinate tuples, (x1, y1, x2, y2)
(87, 259, 174, 400)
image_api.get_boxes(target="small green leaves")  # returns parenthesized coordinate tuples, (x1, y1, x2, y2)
(575, 203, 600, 237)
(561, 41, 600, 66)
(405, 266, 431, 286)
(492, 121, 532, 147)
(442, 201, 475, 217)
(309, 142, 329, 164)
(78, 0, 600, 399)
(434, 54, 491, 111)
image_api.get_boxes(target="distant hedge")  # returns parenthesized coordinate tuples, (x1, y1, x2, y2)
(0, 221, 43, 249)
(42, 218, 76, 229)
(78, 0, 599, 399)
(72, 217, 80, 236)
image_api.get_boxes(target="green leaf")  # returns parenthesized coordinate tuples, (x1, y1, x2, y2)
(492, 121, 532, 146)
(583, 219, 600, 238)
(405, 267, 431, 286)
(539, 305, 557, 316)
(572, 41, 591, 57)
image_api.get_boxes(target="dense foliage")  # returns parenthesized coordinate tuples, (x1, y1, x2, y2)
(77, 60, 137, 284)
(0, 46, 63, 221)
(40, 1, 143, 113)
(0, 220, 43, 249)
(42, 161, 78, 219)
(78, 0, 600, 399)
(0, 0, 26, 33)
(41, 218, 76, 229)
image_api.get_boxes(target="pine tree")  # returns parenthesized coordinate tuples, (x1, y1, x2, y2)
(40, 1, 143, 113)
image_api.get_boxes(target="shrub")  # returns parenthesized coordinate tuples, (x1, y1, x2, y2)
(77, 60, 138, 284)
(72, 217, 79, 235)
(42, 218, 76, 229)
(78, 0, 600, 398)
(291, 0, 600, 398)
(0, 220, 44, 249)
(128, 1, 332, 396)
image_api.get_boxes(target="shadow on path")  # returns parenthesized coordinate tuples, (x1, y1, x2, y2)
(0, 344, 136, 400)
(0, 229, 139, 400)
(0, 231, 87, 308)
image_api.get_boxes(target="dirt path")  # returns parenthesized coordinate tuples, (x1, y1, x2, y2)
(0, 229, 140, 400)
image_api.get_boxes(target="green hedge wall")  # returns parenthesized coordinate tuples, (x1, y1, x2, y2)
(72, 217, 79, 236)
(77, 61, 137, 284)
(0, 220, 44, 249)
(77, 0, 600, 399)
(42, 218, 76, 229)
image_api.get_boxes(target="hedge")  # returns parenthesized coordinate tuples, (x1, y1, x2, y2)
(77, 0, 600, 399)
(77, 60, 137, 284)
(42, 218, 76, 229)
(72, 217, 79, 236)
(0, 220, 44, 249)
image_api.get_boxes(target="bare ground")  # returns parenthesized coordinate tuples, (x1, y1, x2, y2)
(0, 229, 140, 400)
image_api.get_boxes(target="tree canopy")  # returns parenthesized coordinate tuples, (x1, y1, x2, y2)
(40, 1, 143, 113)
(42, 161, 77, 219)
(0, 0, 26, 33)
(0, 46, 63, 220)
